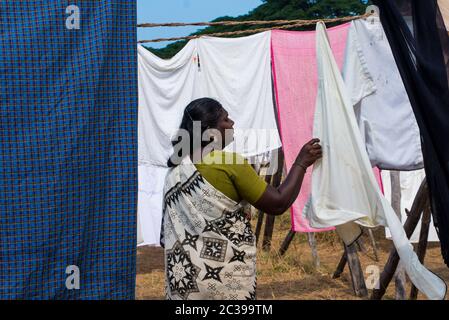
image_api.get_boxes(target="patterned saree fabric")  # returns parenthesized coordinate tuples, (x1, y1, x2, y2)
(0, 1, 137, 299)
(161, 158, 256, 300)
(304, 22, 446, 300)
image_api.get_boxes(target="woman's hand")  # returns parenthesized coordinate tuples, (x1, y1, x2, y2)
(253, 138, 323, 216)
(294, 138, 322, 169)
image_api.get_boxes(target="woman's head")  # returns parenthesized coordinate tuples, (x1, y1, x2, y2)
(168, 98, 235, 166)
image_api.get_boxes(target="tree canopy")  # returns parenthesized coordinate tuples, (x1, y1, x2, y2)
(145, 0, 370, 59)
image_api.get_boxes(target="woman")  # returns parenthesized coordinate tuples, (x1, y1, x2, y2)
(161, 98, 322, 300)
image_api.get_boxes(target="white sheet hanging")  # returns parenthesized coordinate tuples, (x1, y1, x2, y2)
(138, 31, 281, 166)
(137, 42, 197, 245)
(382, 169, 440, 243)
(196, 32, 281, 157)
(138, 41, 201, 167)
(304, 22, 446, 300)
(137, 165, 168, 246)
(342, 18, 423, 171)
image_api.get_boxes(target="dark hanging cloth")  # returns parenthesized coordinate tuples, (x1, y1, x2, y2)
(373, 0, 449, 266)
(0, 1, 137, 298)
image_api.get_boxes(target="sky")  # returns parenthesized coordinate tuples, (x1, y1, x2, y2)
(137, 0, 263, 48)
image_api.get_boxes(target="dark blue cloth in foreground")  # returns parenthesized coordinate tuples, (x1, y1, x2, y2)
(0, 1, 137, 299)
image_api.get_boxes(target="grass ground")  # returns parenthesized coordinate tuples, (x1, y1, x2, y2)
(136, 211, 449, 300)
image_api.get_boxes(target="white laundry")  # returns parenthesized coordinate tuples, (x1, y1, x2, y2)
(342, 18, 423, 171)
(196, 32, 281, 157)
(382, 169, 440, 243)
(138, 32, 281, 166)
(138, 41, 201, 167)
(138, 42, 197, 245)
(304, 22, 446, 300)
(137, 165, 168, 246)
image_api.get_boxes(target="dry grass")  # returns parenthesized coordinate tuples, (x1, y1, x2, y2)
(136, 212, 449, 300)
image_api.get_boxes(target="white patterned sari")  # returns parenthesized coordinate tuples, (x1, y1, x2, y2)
(161, 157, 257, 300)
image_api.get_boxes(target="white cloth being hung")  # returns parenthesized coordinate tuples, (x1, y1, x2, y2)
(382, 169, 440, 243)
(304, 22, 446, 300)
(342, 18, 423, 171)
(196, 32, 281, 157)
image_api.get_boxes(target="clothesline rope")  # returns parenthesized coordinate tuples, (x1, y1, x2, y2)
(137, 13, 371, 43)
(137, 14, 367, 28)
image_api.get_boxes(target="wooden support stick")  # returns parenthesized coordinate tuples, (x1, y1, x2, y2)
(308, 232, 320, 269)
(255, 211, 265, 245)
(367, 229, 379, 262)
(390, 171, 407, 300)
(356, 236, 368, 254)
(409, 205, 432, 300)
(333, 251, 347, 279)
(371, 179, 428, 300)
(279, 229, 296, 256)
(262, 149, 284, 251)
(345, 242, 368, 297)
(262, 214, 276, 251)
(255, 174, 273, 245)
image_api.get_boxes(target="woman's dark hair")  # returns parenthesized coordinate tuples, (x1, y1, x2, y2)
(167, 98, 224, 167)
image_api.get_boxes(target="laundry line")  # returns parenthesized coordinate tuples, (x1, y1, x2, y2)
(137, 13, 370, 43)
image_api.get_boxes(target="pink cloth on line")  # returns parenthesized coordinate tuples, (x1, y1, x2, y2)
(271, 24, 350, 232)
(272, 24, 383, 232)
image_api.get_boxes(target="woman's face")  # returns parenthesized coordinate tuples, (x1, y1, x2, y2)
(215, 109, 234, 148)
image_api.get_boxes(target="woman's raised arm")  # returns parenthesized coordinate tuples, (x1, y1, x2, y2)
(254, 138, 322, 216)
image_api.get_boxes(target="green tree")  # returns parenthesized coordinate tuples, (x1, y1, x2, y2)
(146, 0, 370, 59)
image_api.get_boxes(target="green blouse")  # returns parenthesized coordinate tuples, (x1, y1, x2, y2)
(194, 151, 268, 204)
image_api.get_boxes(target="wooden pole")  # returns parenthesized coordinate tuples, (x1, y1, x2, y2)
(308, 232, 320, 268)
(355, 236, 368, 254)
(345, 242, 368, 297)
(367, 229, 379, 262)
(333, 251, 347, 279)
(255, 211, 265, 245)
(371, 179, 428, 300)
(390, 171, 407, 300)
(409, 205, 432, 300)
(262, 149, 284, 251)
(262, 215, 276, 251)
(255, 173, 273, 245)
(261, 80, 284, 252)
(279, 229, 296, 256)
(332, 240, 369, 297)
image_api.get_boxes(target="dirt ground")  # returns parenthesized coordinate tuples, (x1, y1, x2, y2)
(136, 212, 449, 300)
